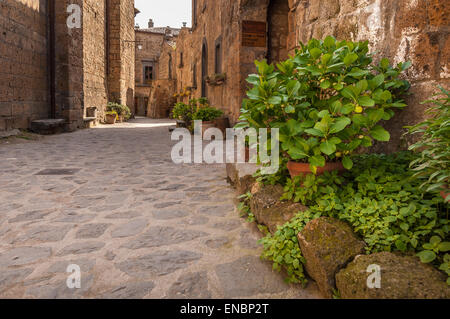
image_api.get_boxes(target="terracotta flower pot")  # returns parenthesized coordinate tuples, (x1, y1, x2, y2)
(105, 114, 116, 125)
(287, 161, 345, 178)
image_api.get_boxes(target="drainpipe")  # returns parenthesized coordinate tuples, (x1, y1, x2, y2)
(47, 0, 56, 119)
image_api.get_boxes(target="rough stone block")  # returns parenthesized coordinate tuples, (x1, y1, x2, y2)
(226, 163, 259, 195)
(30, 119, 65, 135)
(250, 184, 307, 234)
(336, 252, 450, 299)
(298, 217, 366, 298)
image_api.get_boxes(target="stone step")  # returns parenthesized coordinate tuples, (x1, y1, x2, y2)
(30, 119, 65, 135)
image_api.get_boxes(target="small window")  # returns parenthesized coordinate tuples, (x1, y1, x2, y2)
(193, 63, 197, 88)
(143, 63, 154, 83)
(168, 54, 173, 80)
(179, 52, 184, 68)
(215, 37, 222, 74)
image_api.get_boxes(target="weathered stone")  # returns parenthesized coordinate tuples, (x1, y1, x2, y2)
(154, 201, 182, 209)
(116, 250, 203, 277)
(47, 259, 96, 274)
(167, 272, 212, 299)
(105, 211, 142, 219)
(226, 163, 258, 195)
(0, 268, 34, 292)
(30, 119, 66, 135)
(212, 220, 242, 231)
(297, 217, 366, 298)
(102, 281, 155, 299)
(205, 237, 231, 249)
(111, 219, 147, 238)
(26, 274, 94, 299)
(76, 223, 110, 239)
(0, 247, 52, 267)
(57, 242, 105, 256)
(336, 252, 450, 299)
(197, 205, 235, 217)
(152, 209, 188, 220)
(9, 210, 52, 223)
(13, 225, 72, 243)
(121, 226, 208, 249)
(250, 184, 307, 234)
(215, 256, 287, 298)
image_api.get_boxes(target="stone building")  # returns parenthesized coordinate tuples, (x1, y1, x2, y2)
(134, 20, 180, 117)
(0, 0, 137, 132)
(172, 0, 449, 152)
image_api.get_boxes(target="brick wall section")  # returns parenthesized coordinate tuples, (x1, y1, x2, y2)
(173, 0, 449, 152)
(0, 0, 49, 130)
(83, 0, 107, 119)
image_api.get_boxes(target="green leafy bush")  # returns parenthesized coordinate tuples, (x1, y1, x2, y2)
(192, 106, 224, 122)
(172, 102, 193, 123)
(107, 102, 131, 120)
(259, 152, 449, 284)
(237, 37, 411, 172)
(406, 86, 450, 201)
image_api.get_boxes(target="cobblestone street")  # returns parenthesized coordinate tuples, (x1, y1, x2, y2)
(0, 118, 320, 299)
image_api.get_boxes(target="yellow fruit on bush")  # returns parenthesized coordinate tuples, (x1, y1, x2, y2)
(336, 152, 342, 158)
(355, 106, 363, 113)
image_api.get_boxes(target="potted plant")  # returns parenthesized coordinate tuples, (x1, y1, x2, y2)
(406, 86, 450, 202)
(107, 102, 131, 123)
(236, 36, 411, 177)
(172, 101, 194, 128)
(192, 105, 224, 136)
(105, 111, 118, 124)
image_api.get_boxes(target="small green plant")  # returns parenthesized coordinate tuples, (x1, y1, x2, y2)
(107, 102, 131, 120)
(406, 86, 450, 201)
(172, 102, 193, 123)
(237, 192, 255, 222)
(259, 152, 449, 284)
(237, 37, 411, 173)
(192, 106, 224, 122)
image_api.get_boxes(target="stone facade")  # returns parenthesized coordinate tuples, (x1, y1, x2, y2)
(0, 0, 137, 132)
(134, 24, 179, 117)
(0, 0, 49, 131)
(171, 0, 449, 152)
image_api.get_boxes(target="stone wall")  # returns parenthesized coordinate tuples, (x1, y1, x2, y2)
(173, 0, 449, 152)
(83, 0, 107, 119)
(289, 0, 450, 151)
(147, 41, 177, 118)
(0, 0, 49, 131)
(108, 0, 135, 115)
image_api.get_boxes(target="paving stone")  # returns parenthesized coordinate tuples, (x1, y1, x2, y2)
(154, 201, 182, 209)
(215, 256, 288, 298)
(167, 272, 211, 299)
(198, 205, 235, 217)
(211, 220, 242, 231)
(205, 237, 231, 249)
(122, 226, 208, 249)
(9, 210, 52, 223)
(54, 212, 96, 223)
(102, 281, 155, 299)
(152, 209, 188, 220)
(0, 268, 34, 292)
(13, 225, 72, 243)
(0, 247, 52, 267)
(57, 242, 105, 256)
(76, 224, 110, 239)
(47, 258, 96, 274)
(25, 275, 94, 299)
(116, 250, 203, 277)
(111, 219, 148, 238)
(105, 211, 142, 219)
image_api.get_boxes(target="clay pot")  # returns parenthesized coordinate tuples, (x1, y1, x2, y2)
(287, 161, 345, 178)
(214, 117, 230, 135)
(201, 121, 216, 137)
(105, 114, 116, 125)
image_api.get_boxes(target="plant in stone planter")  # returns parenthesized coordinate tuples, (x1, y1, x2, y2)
(236, 37, 411, 176)
(406, 86, 450, 202)
(172, 101, 194, 127)
(105, 111, 118, 124)
(107, 102, 131, 122)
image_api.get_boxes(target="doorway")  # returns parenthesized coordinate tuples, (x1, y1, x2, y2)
(267, 0, 289, 64)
